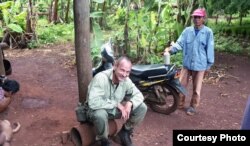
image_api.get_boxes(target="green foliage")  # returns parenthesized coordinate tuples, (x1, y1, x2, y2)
(112, 8, 126, 24)
(246, 47, 250, 56)
(208, 17, 249, 35)
(207, 0, 250, 15)
(208, 13, 250, 57)
(92, 0, 104, 3)
(27, 40, 39, 49)
(170, 52, 183, 68)
(7, 23, 23, 33)
(10, 0, 21, 14)
(144, 51, 183, 67)
(0, 27, 3, 37)
(146, 53, 163, 64)
(36, 1, 48, 13)
(89, 0, 186, 65)
(0, 0, 26, 33)
(214, 34, 245, 55)
(36, 19, 74, 45)
(143, 0, 157, 11)
(91, 21, 104, 61)
(13, 11, 26, 29)
(91, 44, 102, 67)
(2, 0, 248, 61)
(221, 25, 250, 37)
(2, 9, 10, 25)
(0, 1, 13, 10)
(90, 11, 104, 18)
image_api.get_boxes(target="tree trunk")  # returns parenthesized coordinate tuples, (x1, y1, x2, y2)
(239, 12, 243, 26)
(26, 0, 33, 33)
(184, 0, 198, 27)
(73, 0, 92, 103)
(52, 0, 59, 23)
(124, 0, 131, 55)
(99, 1, 106, 29)
(176, 0, 182, 23)
(65, 0, 70, 23)
(48, 0, 53, 22)
(136, 11, 140, 59)
(227, 14, 232, 25)
(215, 14, 218, 24)
(153, 0, 162, 52)
(124, 22, 128, 55)
(60, 0, 64, 22)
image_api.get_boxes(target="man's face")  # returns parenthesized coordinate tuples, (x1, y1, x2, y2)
(192, 16, 204, 27)
(114, 59, 132, 83)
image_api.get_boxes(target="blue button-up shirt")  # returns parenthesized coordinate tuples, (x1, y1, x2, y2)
(170, 25, 214, 71)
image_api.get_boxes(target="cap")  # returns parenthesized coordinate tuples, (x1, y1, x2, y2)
(192, 8, 206, 17)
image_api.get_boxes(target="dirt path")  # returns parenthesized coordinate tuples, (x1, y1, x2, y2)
(1, 43, 250, 146)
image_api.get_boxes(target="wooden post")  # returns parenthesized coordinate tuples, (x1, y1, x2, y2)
(73, 0, 92, 103)
(0, 47, 5, 76)
(72, 1, 117, 145)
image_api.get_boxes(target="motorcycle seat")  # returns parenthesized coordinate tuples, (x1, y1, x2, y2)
(131, 64, 171, 79)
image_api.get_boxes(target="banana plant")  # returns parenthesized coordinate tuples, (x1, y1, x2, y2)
(0, 1, 26, 34)
(90, 0, 105, 63)
(0, 0, 27, 49)
(127, 1, 176, 62)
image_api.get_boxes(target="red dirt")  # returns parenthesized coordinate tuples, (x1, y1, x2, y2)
(2, 43, 250, 146)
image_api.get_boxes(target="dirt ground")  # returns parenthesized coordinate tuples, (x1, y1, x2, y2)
(1, 43, 250, 146)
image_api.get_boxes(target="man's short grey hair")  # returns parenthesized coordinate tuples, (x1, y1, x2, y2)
(115, 56, 132, 66)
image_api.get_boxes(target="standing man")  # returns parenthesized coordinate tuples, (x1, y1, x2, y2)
(86, 56, 147, 146)
(166, 8, 214, 116)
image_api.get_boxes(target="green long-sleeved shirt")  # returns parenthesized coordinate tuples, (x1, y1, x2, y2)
(86, 69, 144, 112)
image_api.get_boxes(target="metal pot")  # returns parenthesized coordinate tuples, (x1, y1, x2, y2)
(70, 120, 117, 146)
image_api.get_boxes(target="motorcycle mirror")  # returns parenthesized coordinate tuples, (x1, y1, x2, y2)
(101, 40, 115, 64)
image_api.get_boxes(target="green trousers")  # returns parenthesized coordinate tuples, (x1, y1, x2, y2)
(87, 102, 147, 140)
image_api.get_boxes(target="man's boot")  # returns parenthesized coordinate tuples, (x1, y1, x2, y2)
(114, 125, 134, 146)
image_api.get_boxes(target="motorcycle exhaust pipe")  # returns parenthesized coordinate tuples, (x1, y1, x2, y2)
(70, 120, 118, 146)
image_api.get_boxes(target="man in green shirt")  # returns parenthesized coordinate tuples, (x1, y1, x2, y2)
(86, 56, 147, 146)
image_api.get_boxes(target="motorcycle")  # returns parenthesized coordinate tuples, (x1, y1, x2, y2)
(92, 40, 186, 115)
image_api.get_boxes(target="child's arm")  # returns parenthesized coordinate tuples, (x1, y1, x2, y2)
(0, 96, 11, 112)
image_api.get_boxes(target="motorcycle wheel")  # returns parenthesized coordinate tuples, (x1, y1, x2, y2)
(150, 84, 179, 115)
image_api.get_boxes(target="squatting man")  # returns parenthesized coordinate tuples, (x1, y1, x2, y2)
(177, 134, 246, 143)
(85, 56, 147, 146)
